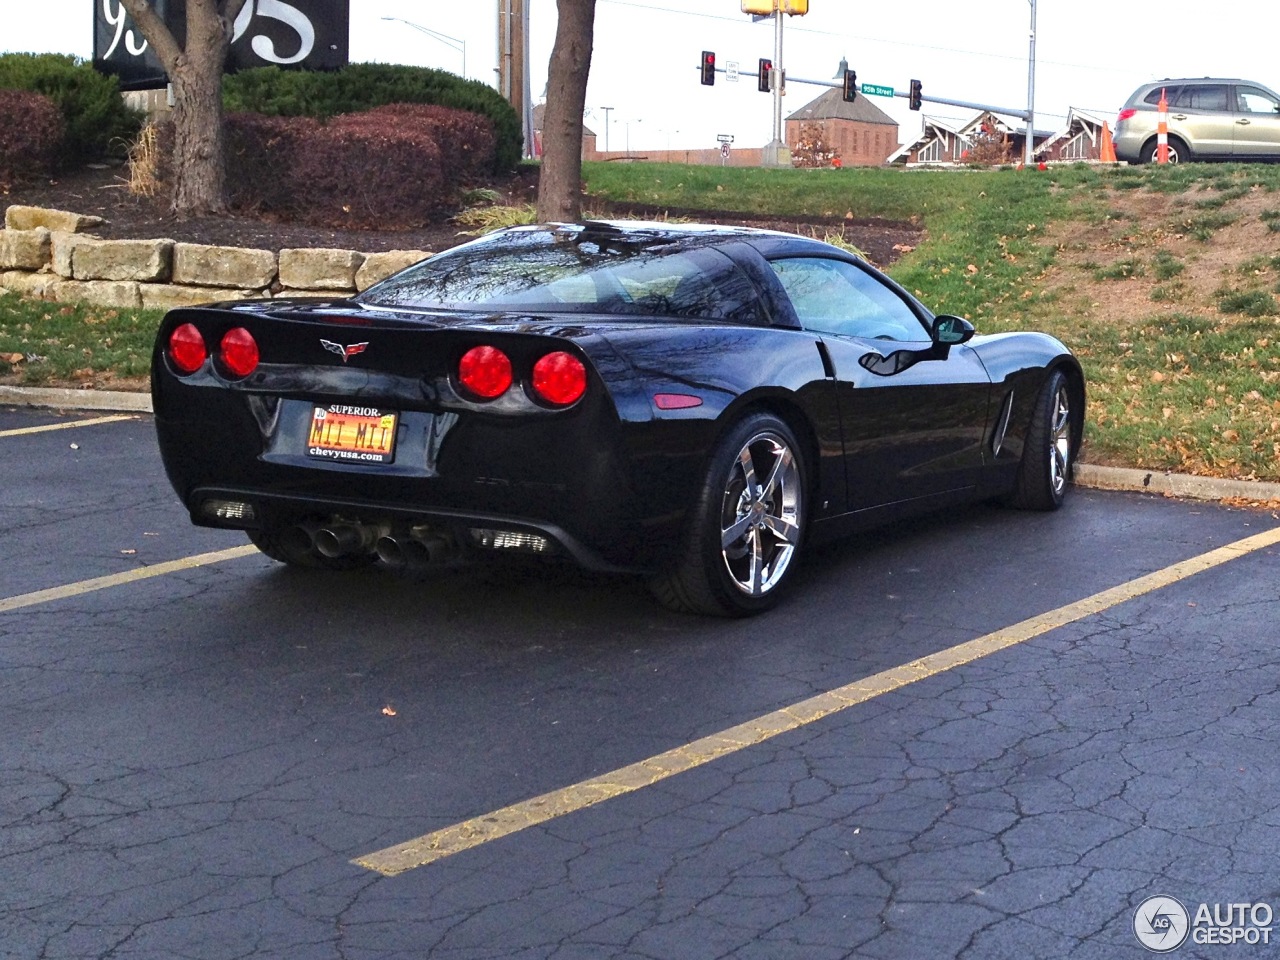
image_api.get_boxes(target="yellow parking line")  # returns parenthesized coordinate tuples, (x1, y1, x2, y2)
(0, 414, 136, 438)
(353, 524, 1280, 877)
(0, 545, 259, 614)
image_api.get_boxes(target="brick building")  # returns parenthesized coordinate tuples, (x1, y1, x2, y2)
(784, 88, 900, 166)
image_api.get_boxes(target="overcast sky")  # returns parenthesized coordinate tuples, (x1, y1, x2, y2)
(5, 1, 1276, 152)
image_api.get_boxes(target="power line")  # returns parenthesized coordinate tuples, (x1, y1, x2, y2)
(596, 0, 1135, 76)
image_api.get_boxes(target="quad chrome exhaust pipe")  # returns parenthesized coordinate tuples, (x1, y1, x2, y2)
(285, 521, 455, 569)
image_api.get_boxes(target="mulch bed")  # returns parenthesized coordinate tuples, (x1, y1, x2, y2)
(1, 163, 923, 266)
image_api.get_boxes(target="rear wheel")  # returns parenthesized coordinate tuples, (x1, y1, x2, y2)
(1009, 370, 1074, 511)
(247, 525, 373, 571)
(1139, 137, 1188, 164)
(650, 412, 806, 617)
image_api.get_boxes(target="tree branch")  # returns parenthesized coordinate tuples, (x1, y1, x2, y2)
(116, 0, 183, 72)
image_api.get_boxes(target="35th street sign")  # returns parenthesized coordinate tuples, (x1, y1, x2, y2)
(94, 0, 350, 90)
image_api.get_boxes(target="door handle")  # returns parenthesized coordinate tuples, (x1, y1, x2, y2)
(1236, 118, 1252, 125)
(1172, 113, 1189, 120)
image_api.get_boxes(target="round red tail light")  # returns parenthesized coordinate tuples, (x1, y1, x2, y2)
(458, 345, 513, 399)
(219, 327, 260, 379)
(532, 351, 587, 406)
(168, 323, 207, 375)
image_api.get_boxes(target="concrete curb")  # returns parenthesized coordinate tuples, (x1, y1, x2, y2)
(4, 387, 1279, 505)
(0, 385, 152, 413)
(1072, 463, 1280, 504)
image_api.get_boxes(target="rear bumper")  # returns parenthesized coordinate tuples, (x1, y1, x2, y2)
(153, 383, 705, 573)
(188, 485, 641, 573)
(1112, 125, 1149, 162)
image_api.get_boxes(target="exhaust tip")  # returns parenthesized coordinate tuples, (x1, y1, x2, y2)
(375, 535, 407, 569)
(376, 534, 452, 571)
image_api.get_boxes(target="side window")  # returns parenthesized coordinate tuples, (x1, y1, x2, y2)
(769, 257, 927, 341)
(1173, 85, 1228, 111)
(1237, 87, 1280, 114)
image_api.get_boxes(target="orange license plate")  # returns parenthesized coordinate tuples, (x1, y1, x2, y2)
(307, 404, 398, 464)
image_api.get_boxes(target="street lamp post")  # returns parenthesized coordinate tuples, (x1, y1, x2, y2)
(761, 1, 790, 167)
(381, 16, 466, 78)
(600, 106, 614, 153)
(1025, 0, 1037, 166)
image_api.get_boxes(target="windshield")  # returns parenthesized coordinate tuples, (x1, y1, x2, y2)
(358, 226, 766, 323)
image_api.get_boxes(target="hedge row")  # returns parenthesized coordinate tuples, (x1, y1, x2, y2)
(0, 90, 65, 184)
(222, 63, 521, 172)
(225, 104, 496, 228)
(0, 53, 141, 163)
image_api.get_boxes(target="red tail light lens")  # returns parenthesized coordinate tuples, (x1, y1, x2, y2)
(1116, 108, 1136, 123)
(532, 351, 587, 406)
(219, 327, 259, 379)
(168, 323, 207, 375)
(458, 345, 513, 399)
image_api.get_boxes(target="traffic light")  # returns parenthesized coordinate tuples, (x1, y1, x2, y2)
(842, 68, 857, 103)
(909, 78, 922, 111)
(758, 58, 772, 93)
(700, 50, 716, 86)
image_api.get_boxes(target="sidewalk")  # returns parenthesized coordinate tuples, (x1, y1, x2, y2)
(5, 385, 1279, 504)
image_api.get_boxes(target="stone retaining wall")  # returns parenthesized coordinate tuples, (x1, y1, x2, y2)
(0, 205, 433, 310)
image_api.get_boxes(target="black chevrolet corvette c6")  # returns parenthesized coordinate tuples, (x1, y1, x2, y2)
(152, 221, 1084, 616)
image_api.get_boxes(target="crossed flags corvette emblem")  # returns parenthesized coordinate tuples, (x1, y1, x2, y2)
(320, 340, 369, 363)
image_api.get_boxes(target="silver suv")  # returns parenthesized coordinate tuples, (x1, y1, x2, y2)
(1113, 78, 1280, 163)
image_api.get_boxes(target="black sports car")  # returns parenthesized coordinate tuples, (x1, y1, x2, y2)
(152, 221, 1083, 616)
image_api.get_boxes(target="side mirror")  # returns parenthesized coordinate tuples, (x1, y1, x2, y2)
(932, 314, 975, 346)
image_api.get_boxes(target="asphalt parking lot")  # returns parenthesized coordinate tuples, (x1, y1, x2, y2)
(3, 405, 1279, 960)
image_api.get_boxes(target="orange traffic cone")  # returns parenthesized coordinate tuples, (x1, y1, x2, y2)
(1156, 88, 1169, 164)
(1099, 122, 1117, 162)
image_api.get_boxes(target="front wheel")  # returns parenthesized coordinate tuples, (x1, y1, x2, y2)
(1009, 370, 1075, 511)
(650, 412, 806, 617)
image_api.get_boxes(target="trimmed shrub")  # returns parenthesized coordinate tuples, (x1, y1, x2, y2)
(331, 103, 496, 184)
(0, 89, 65, 183)
(0, 52, 141, 162)
(224, 111, 451, 228)
(290, 122, 447, 228)
(222, 63, 520, 171)
(224, 112, 320, 218)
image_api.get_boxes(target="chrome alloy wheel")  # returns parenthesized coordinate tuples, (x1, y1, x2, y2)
(719, 431, 802, 597)
(1048, 383, 1072, 498)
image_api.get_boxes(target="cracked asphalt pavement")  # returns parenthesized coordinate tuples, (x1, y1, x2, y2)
(2, 406, 1279, 960)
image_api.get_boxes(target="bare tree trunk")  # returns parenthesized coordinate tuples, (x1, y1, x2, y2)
(119, 0, 244, 218)
(169, 9, 228, 215)
(536, 0, 596, 223)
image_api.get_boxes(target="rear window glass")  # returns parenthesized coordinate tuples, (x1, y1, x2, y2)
(359, 227, 766, 324)
(1143, 86, 1180, 106)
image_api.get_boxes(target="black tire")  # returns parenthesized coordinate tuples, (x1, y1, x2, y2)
(1009, 370, 1074, 511)
(247, 525, 373, 571)
(1139, 137, 1188, 164)
(649, 412, 806, 617)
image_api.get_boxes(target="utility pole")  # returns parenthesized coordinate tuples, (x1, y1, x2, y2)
(497, 0, 534, 157)
(1025, 0, 1037, 166)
